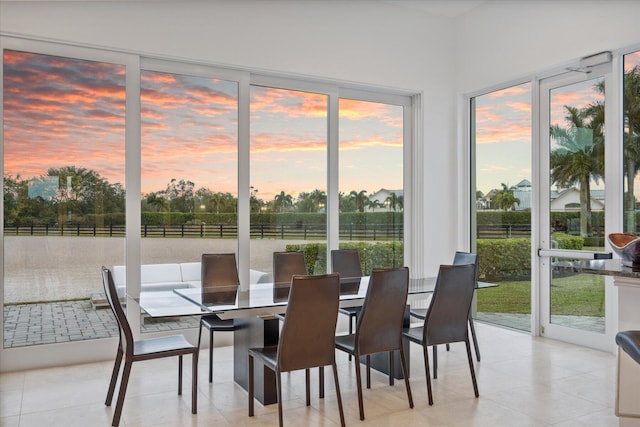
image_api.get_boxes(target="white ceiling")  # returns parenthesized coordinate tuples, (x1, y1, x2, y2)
(382, 0, 487, 18)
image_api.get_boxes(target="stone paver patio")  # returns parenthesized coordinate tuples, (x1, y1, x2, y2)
(3, 300, 604, 348)
(3, 300, 201, 348)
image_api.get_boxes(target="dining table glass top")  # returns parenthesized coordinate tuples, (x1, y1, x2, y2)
(137, 276, 437, 319)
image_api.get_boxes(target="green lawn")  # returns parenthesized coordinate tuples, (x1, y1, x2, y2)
(477, 272, 605, 317)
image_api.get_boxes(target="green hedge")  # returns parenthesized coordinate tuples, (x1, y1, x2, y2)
(285, 241, 403, 275)
(551, 232, 584, 250)
(477, 238, 531, 281)
(477, 233, 584, 281)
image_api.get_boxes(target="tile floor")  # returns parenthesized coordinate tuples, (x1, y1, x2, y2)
(0, 323, 620, 426)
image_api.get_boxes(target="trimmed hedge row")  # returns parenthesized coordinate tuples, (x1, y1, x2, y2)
(287, 232, 583, 281)
(285, 241, 403, 275)
(477, 232, 583, 281)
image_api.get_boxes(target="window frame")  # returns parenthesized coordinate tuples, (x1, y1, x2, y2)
(0, 35, 417, 369)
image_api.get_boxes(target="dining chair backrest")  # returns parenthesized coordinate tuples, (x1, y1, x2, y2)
(331, 249, 363, 279)
(202, 253, 240, 288)
(423, 264, 476, 346)
(201, 253, 240, 305)
(273, 251, 307, 285)
(102, 266, 134, 355)
(355, 267, 409, 356)
(277, 273, 341, 372)
(452, 251, 478, 283)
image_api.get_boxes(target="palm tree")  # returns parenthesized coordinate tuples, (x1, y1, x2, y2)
(274, 191, 293, 212)
(620, 67, 640, 232)
(384, 192, 403, 211)
(349, 190, 369, 213)
(550, 105, 604, 237)
(494, 183, 520, 211)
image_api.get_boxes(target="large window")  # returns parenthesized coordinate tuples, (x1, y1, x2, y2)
(3, 49, 126, 347)
(1, 40, 411, 350)
(249, 86, 327, 278)
(140, 67, 238, 332)
(471, 83, 532, 332)
(338, 98, 404, 271)
(623, 51, 640, 234)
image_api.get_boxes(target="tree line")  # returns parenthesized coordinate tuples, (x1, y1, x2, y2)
(3, 169, 402, 226)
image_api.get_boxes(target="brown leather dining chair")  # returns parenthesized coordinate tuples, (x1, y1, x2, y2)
(410, 251, 481, 369)
(332, 248, 364, 361)
(197, 253, 240, 383)
(248, 273, 345, 427)
(334, 267, 414, 420)
(101, 266, 198, 427)
(273, 251, 308, 284)
(272, 251, 307, 309)
(403, 263, 479, 405)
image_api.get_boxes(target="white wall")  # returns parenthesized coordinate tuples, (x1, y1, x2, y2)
(455, 0, 640, 93)
(0, 0, 459, 370)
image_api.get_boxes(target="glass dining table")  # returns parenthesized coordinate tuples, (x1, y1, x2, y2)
(136, 276, 438, 405)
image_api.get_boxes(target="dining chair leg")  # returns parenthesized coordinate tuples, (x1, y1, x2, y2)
(465, 339, 479, 398)
(366, 354, 371, 389)
(388, 350, 395, 386)
(319, 366, 324, 398)
(423, 346, 433, 406)
(192, 351, 198, 414)
(276, 370, 284, 427)
(354, 355, 365, 420)
(433, 345, 438, 379)
(248, 354, 254, 417)
(105, 346, 123, 406)
(209, 328, 214, 383)
(178, 355, 183, 395)
(305, 368, 311, 406)
(197, 322, 203, 349)
(469, 314, 481, 361)
(399, 347, 413, 409)
(348, 316, 354, 361)
(112, 359, 132, 427)
(331, 362, 346, 427)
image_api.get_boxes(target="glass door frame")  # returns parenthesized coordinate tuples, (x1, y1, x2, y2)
(535, 63, 621, 352)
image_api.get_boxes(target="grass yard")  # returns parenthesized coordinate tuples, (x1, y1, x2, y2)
(477, 272, 605, 317)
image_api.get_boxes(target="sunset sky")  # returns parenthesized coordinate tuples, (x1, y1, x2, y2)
(3, 49, 403, 201)
(5, 48, 640, 203)
(475, 71, 608, 195)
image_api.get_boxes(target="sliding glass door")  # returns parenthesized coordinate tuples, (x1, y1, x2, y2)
(538, 70, 614, 350)
(471, 83, 532, 332)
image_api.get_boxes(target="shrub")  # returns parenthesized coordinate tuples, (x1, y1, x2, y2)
(285, 241, 403, 275)
(551, 232, 584, 250)
(477, 238, 531, 281)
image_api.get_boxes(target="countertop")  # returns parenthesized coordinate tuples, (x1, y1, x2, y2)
(553, 258, 640, 279)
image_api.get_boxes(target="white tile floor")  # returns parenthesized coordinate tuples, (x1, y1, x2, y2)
(0, 323, 619, 426)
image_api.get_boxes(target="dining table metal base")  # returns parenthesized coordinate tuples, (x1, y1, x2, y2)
(233, 315, 280, 405)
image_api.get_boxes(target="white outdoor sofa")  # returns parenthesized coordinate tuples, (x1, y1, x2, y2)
(112, 262, 271, 297)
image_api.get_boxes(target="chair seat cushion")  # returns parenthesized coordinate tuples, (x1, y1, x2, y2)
(335, 334, 356, 354)
(409, 308, 427, 320)
(616, 330, 640, 365)
(339, 306, 362, 316)
(201, 314, 237, 331)
(403, 326, 423, 344)
(248, 345, 278, 370)
(133, 334, 195, 357)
